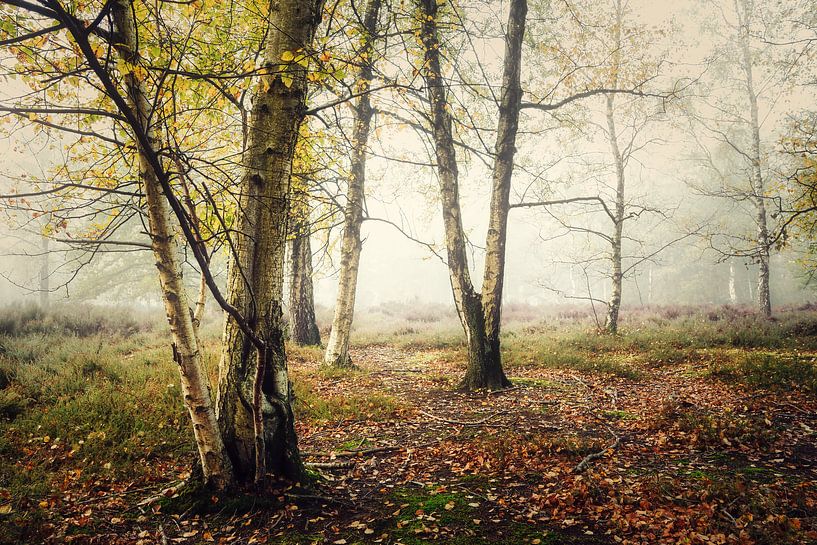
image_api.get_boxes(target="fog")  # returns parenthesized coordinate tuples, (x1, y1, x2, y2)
(0, 0, 814, 318)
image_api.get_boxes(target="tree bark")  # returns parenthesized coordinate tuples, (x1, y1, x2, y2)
(289, 212, 321, 346)
(736, 0, 772, 318)
(604, 0, 625, 334)
(39, 235, 49, 311)
(729, 258, 738, 304)
(476, 0, 527, 389)
(323, 0, 382, 368)
(419, 0, 525, 390)
(110, 0, 233, 490)
(215, 0, 324, 484)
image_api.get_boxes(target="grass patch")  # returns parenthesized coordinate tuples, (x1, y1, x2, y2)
(708, 353, 817, 395)
(0, 328, 192, 506)
(601, 409, 639, 420)
(293, 380, 403, 423)
(286, 343, 324, 365)
(500, 336, 641, 379)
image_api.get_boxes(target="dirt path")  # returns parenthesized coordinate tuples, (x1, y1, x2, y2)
(288, 345, 817, 545)
(21, 344, 817, 545)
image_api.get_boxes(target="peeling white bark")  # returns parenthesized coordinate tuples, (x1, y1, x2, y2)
(110, 0, 233, 490)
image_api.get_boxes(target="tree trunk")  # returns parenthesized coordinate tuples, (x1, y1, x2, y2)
(729, 258, 737, 304)
(736, 0, 772, 318)
(747, 262, 754, 301)
(289, 214, 321, 346)
(419, 0, 489, 388)
(478, 0, 527, 389)
(323, 0, 382, 368)
(39, 235, 49, 311)
(110, 0, 233, 490)
(419, 0, 525, 390)
(604, 0, 625, 335)
(215, 0, 324, 484)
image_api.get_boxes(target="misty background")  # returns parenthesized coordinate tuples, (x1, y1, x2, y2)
(1, 0, 813, 317)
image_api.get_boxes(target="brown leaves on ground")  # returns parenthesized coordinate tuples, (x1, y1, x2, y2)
(3, 343, 816, 545)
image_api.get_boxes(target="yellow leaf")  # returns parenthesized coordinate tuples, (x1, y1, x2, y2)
(280, 74, 293, 88)
(280, 50, 295, 62)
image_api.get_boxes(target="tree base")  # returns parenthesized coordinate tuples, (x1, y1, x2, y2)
(459, 371, 511, 392)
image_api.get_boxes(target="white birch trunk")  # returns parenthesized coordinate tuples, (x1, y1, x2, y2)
(729, 259, 738, 304)
(110, 0, 233, 490)
(604, 0, 625, 334)
(324, 0, 382, 367)
(215, 0, 324, 483)
(736, 0, 772, 317)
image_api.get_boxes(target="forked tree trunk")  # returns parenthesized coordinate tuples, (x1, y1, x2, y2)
(215, 0, 324, 483)
(110, 0, 233, 490)
(736, 0, 772, 318)
(604, 0, 625, 335)
(419, 0, 525, 390)
(324, 0, 382, 368)
(289, 213, 321, 346)
(477, 0, 526, 389)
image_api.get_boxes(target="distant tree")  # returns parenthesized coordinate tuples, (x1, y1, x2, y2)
(288, 171, 322, 347)
(510, 0, 679, 332)
(324, 0, 384, 368)
(683, 0, 797, 318)
(416, 0, 526, 389)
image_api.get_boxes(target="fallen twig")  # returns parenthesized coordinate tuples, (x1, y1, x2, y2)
(417, 410, 506, 427)
(136, 482, 184, 507)
(305, 461, 355, 470)
(574, 427, 621, 473)
(487, 386, 523, 396)
(303, 445, 404, 458)
(286, 493, 353, 506)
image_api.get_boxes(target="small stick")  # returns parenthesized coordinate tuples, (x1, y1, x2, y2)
(305, 461, 355, 470)
(418, 410, 506, 427)
(487, 386, 523, 395)
(574, 427, 621, 473)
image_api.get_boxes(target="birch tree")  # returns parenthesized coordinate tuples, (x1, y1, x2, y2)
(1, 0, 326, 488)
(323, 0, 383, 368)
(685, 0, 791, 318)
(215, 0, 326, 483)
(417, 0, 526, 390)
(508, 0, 676, 333)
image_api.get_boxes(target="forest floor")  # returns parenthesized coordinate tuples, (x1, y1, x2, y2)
(0, 304, 816, 545)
